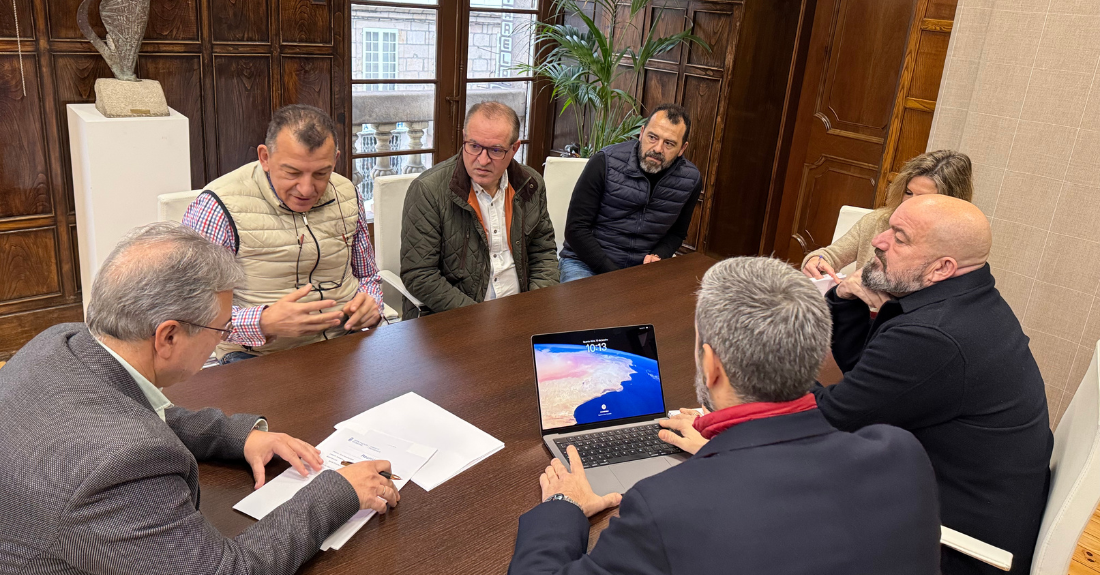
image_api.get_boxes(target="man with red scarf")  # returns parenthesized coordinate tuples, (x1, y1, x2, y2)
(508, 257, 941, 575)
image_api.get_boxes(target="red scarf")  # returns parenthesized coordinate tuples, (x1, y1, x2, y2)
(692, 394, 818, 439)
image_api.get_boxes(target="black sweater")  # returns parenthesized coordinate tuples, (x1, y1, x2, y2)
(563, 151, 702, 274)
(813, 265, 1053, 575)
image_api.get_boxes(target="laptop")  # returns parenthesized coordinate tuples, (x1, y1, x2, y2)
(532, 324, 689, 496)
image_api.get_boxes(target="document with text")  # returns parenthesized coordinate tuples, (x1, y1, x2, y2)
(335, 392, 505, 491)
(234, 427, 435, 551)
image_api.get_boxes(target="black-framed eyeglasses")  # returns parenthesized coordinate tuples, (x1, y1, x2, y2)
(463, 140, 510, 160)
(177, 319, 233, 341)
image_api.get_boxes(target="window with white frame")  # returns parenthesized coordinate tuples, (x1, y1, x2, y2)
(362, 28, 398, 90)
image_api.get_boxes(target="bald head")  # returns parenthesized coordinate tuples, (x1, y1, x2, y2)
(894, 194, 991, 270)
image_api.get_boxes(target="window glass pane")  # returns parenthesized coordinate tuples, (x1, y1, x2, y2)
(467, 12, 534, 79)
(465, 80, 532, 142)
(471, 0, 537, 10)
(351, 83, 435, 201)
(352, 5, 437, 82)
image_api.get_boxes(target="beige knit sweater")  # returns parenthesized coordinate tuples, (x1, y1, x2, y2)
(801, 208, 891, 273)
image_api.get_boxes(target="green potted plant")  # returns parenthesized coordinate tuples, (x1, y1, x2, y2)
(516, 0, 708, 157)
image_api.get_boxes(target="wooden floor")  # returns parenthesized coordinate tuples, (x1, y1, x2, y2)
(1072, 503, 1100, 573)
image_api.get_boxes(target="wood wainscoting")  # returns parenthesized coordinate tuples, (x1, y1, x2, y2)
(0, 0, 349, 360)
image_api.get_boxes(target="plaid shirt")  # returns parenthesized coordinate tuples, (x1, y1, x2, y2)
(182, 192, 382, 347)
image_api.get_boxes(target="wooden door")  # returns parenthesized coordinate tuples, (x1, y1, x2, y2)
(768, 0, 919, 262)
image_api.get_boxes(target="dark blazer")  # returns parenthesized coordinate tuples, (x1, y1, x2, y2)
(509, 410, 941, 575)
(0, 324, 361, 575)
(813, 265, 1053, 575)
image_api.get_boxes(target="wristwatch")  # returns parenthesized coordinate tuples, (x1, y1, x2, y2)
(544, 493, 582, 510)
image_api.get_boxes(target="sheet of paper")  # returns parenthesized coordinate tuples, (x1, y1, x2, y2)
(811, 273, 846, 296)
(233, 428, 434, 551)
(335, 392, 505, 491)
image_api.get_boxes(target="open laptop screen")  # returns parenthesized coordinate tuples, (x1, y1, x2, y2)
(532, 325, 666, 433)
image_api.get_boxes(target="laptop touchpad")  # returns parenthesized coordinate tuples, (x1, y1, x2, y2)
(610, 458, 672, 492)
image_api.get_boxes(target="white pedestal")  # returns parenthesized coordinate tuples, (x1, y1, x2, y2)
(67, 103, 191, 312)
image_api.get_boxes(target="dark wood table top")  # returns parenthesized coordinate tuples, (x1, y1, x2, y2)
(167, 252, 721, 574)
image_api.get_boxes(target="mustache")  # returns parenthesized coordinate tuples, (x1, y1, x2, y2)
(644, 152, 664, 161)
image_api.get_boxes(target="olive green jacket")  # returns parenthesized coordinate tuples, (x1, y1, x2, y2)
(399, 154, 558, 319)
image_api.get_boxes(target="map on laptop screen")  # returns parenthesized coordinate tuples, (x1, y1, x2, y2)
(533, 325, 665, 431)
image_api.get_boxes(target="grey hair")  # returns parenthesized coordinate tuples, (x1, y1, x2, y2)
(696, 257, 832, 403)
(265, 104, 338, 153)
(86, 222, 246, 342)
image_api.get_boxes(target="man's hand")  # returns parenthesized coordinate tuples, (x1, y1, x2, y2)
(259, 284, 343, 338)
(540, 445, 622, 517)
(643, 254, 662, 264)
(802, 256, 841, 283)
(337, 460, 400, 514)
(243, 430, 324, 489)
(836, 269, 892, 309)
(658, 410, 709, 455)
(342, 292, 381, 331)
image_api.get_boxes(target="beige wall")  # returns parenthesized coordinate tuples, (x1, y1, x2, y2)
(928, 0, 1100, 428)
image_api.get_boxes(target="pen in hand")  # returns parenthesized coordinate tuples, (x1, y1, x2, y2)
(340, 460, 400, 481)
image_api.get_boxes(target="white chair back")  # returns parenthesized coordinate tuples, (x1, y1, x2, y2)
(158, 190, 202, 223)
(372, 174, 419, 311)
(833, 205, 874, 276)
(543, 157, 588, 254)
(1032, 341, 1100, 574)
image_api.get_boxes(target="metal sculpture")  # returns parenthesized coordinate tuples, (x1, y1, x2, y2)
(77, 0, 150, 82)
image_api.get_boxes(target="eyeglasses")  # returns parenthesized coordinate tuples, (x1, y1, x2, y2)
(463, 140, 510, 160)
(177, 319, 234, 341)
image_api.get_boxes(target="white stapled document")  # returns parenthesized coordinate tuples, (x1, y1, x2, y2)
(811, 273, 846, 296)
(233, 428, 434, 551)
(335, 392, 505, 491)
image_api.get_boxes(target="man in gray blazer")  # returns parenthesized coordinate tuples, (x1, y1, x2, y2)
(0, 222, 398, 575)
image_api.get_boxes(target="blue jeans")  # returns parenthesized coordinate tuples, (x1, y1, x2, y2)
(219, 351, 258, 365)
(559, 256, 596, 283)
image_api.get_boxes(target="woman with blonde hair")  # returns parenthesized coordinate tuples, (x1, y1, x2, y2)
(802, 149, 974, 281)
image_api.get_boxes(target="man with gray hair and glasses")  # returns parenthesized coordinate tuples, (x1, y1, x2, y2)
(0, 223, 398, 574)
(508, 257, 941, 575)
(184, 104, 383, 364)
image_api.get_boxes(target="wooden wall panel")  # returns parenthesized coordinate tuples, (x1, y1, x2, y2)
(0, 0, 35, 38)
(687, 10, 731, 70)
(0, 228, 60, 301)
(137, 55, 205, 188)
(281, 0, 332, 45)
(0, 0, 348, 359)
(0, 55, 50, 219)
(876, 0, 958, 202)
(214, 0, 270, 43)
(680, 75, 719, 193)
(47, 0, 198, 41)
(793, 159, 877, 251)
(641, 68, 677, 113)
(281, 56, 332, 114)
(649, 7, 688, 65)
(215, 56, 272, 175)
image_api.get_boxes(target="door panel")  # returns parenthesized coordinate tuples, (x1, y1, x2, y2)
(771, 0, 918, 262)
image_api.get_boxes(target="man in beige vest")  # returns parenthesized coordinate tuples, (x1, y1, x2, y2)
(183, 105, 382, 363)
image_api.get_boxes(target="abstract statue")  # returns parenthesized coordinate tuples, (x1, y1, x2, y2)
(76, 0, 168, 117)
(77, 0, 149, 82)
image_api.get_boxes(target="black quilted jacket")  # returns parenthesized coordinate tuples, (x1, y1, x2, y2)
(399, 154, 559, 319)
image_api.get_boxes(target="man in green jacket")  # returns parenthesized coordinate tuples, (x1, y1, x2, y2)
(400, 101, 558, 319)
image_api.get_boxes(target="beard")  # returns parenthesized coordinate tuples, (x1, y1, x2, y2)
(694, 369, 717, 413)
(861, 248, 926, 296)
(638, 146, 673, 174)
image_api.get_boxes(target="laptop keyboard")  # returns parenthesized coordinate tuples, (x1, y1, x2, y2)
(553, 423, 684, 468)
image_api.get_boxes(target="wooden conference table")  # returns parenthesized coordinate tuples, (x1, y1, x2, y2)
(169, 252, 838, 573)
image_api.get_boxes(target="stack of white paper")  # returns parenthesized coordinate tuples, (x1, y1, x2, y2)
(234, 428, 435, 551)
(335, 392, 505, 491)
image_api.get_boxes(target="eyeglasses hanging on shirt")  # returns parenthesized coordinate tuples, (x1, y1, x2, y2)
(282, 181, 353, 296)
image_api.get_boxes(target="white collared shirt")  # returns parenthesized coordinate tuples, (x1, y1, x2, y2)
(95, 338, 174, 422)
(472, 171, 521, 301)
